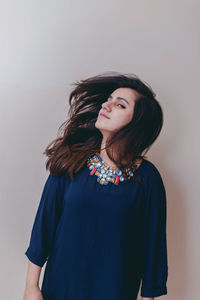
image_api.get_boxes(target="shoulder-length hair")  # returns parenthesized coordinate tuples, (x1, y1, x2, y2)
(43, 71, 164, 184)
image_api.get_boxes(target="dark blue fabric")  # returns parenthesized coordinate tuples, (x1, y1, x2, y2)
(25, 159, 168, 300)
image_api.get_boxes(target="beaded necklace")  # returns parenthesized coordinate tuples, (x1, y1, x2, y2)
(87, 152, 141, 185)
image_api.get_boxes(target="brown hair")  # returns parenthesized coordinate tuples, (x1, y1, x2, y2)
(43, 71, 164, 185)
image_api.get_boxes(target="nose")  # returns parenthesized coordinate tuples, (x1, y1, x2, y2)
(102, 100, 111, 112)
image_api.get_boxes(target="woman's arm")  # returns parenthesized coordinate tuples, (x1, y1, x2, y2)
(25, 260, 42, 288)
(23, 260, 43, 299)
(140, 168, 168, 298)
(24, 174, 66, 267)
(141, 298, 154, 300)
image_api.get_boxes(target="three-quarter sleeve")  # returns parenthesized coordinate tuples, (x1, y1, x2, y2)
(140, 168, 168, 298)
(25, 173, 65, 267)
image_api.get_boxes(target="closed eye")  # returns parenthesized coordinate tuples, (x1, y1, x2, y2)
(107, 97, 126, 109)
(117, 104, 126, 109)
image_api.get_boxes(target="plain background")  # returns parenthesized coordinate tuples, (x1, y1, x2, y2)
(0, 0, 199, 299)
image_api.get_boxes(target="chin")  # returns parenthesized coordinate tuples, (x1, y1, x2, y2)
(95, 119, 115, 132)
(94, 120, 99, 128)
(95, 119, 102, 128)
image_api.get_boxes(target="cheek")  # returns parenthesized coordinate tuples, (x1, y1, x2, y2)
(111, 111, 133, 128)
(119, 111, 133, 123)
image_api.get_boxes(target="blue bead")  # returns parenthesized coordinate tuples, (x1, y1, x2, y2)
(116, 169, 122, 176)
(119, 176, 125, 181)
(96, 162, 102, 167)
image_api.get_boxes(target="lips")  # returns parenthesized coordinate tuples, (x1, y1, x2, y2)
(99, 112, 110, 119)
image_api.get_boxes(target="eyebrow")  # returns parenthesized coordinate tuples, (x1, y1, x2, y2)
(109, 95, 129, 105)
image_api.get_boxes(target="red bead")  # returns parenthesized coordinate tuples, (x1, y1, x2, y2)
(115, 176, 120, 185)
(90, 167, 97, 175)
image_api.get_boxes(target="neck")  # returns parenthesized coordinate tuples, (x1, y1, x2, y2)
(99, 137, 118, 168)
(99, 137, 141, 169)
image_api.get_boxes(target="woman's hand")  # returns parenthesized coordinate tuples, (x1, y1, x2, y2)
(23, 285, 43, 300)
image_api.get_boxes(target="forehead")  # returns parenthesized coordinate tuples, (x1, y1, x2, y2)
(111, 87, 139, 101)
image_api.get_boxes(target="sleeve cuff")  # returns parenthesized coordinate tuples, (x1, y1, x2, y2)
(25, 247, 47, 267)
(141, 284, 167, 297)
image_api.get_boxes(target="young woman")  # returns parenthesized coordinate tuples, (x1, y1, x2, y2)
(23, 72, 168, 300)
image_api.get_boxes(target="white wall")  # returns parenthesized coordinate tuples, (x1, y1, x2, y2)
(0, 0, 199, 299)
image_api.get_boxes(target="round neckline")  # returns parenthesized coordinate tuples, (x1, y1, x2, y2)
(85, 153, 147, 189)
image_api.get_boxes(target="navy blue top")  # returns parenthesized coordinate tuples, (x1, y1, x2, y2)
(25, 157, 168, 300)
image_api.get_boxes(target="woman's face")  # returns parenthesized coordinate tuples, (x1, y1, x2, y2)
(95, 87, 139, 135)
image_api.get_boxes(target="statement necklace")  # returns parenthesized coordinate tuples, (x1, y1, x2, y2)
(87, 152, 140, 185)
